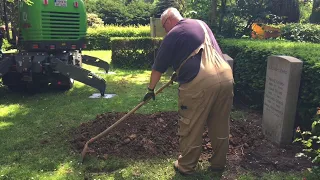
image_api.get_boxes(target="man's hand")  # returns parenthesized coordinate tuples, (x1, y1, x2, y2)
(143, 87, 155, 101)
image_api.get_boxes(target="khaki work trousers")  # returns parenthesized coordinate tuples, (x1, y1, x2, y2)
(176, 75, 234, 174)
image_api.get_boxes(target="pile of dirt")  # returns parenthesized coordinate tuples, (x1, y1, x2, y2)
(69, 110, 312, 176)
(71, 112, 180, 159)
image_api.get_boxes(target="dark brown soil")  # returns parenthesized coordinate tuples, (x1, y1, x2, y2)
(69, 109, 312, 178)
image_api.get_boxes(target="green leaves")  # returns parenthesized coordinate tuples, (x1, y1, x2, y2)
(111, 37, 162, 69)
(278, 23, 320, 43)
(85, 0, 154, 26)
(294, 120, 320, 164)
(153, 0, 185, 18)
(86, 25, 150, 50)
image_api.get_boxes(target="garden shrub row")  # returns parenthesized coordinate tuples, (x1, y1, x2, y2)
(111, 37, 162, 69)
(273, 23, 320, 43)
(86, 25, 150, 50)
(111, 37, 320, 130)
(83, 23, 320, 51)
(219, 38, 320, 129)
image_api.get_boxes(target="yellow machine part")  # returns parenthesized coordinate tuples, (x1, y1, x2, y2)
(251, 23, 281, 39)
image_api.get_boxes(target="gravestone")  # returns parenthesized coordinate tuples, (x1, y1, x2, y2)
(223, 54, 233, 70)
(150, 17, 167, 37)
(262, 55, 303, 145)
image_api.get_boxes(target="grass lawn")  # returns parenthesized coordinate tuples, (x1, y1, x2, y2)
(0, 50, 317, 179)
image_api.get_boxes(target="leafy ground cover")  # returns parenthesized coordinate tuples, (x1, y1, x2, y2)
(0, 50, 317, 179)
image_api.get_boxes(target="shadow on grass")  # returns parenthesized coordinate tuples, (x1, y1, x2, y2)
(170, 170, 223, 180)
(0, 75, 180, 179)
(1, 77, 312, 179)
(80, 156, 223, 180)
(0, 76, 242, 179)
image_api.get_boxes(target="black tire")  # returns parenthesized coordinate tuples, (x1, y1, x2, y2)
(50, 74, 74, 91)
(2, 72, 26, 92)
(58, 78, 74, 91)
(7, 84, 26, 92)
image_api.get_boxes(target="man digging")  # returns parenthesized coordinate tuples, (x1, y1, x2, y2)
(143, 7, 234, 175)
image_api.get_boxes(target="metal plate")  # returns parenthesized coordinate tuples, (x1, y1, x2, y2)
(55, 0, 67, 7)
(95, 71, 116, 75)
(89, 93, 117, 99)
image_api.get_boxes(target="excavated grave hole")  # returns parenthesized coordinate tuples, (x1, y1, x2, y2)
(69, 110, 312, 176)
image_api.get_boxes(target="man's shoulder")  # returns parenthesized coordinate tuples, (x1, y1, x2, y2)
(182, 18, 207, 24)
(176, 18, 210, 32)
(178, 18, 202, 25)
(170, 18, 201, 34)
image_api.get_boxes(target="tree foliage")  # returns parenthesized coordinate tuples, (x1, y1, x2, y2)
(184, 0, 210, 21)
(0, 0, 33, 25)
(86, 0, 154, 25)
(94, 0, 127, 25)
(152, 0, 186, 18)
(0, 0, 316, 39)
(87, 13, 104, 27)
(126, 0, 155, 25)
(267, 0, 300, 23)
(219, 0, 275, 37)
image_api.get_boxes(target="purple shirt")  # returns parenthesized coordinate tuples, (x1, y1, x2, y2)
(152, 18, 224, 84)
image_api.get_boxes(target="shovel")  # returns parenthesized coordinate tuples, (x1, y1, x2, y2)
(81, 79, 174, 162)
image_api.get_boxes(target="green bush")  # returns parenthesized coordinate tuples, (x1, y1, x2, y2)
(108, 36, 320, 130)
(86, 0, 154, 26)
(294, 114, 320, 165)
(219, 38, 320, 129)
(91, 0, 128, 25)
(87, 13, 104, 28)
(299, 1, 313, 23)
(272, 23, 320, 43)
(1, 39, 12, 51)
(125, 0, 155, 25)
(86, 25, 150, 50)
(111, 37, 162, 69)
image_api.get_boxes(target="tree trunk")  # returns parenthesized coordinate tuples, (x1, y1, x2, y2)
(210, 0, 217, 27)
(310, 0, 320, 24)
(218, 0, 227, 33)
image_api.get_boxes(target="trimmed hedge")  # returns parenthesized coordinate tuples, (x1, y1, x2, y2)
(86, 25, 150, 50)
(219, 38, 320, 129)
(111, 37, 320, 129)
(84, 23, 320, 50)
(111, 37, 162, 69)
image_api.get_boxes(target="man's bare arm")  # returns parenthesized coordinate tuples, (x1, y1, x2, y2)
(148, 69, 162, 89)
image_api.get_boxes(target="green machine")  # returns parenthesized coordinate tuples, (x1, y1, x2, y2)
(0, 0, 109, 96)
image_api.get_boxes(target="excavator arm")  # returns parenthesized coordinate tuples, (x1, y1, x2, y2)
(50, 57, 107, 96)
(82, 55, 110, 73)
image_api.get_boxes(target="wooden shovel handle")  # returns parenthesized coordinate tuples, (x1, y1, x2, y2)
(89, 79, 174, 142)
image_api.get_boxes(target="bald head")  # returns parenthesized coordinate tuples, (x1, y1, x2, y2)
(160, 7, 183, 32)
(161, 7, 183, 23)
